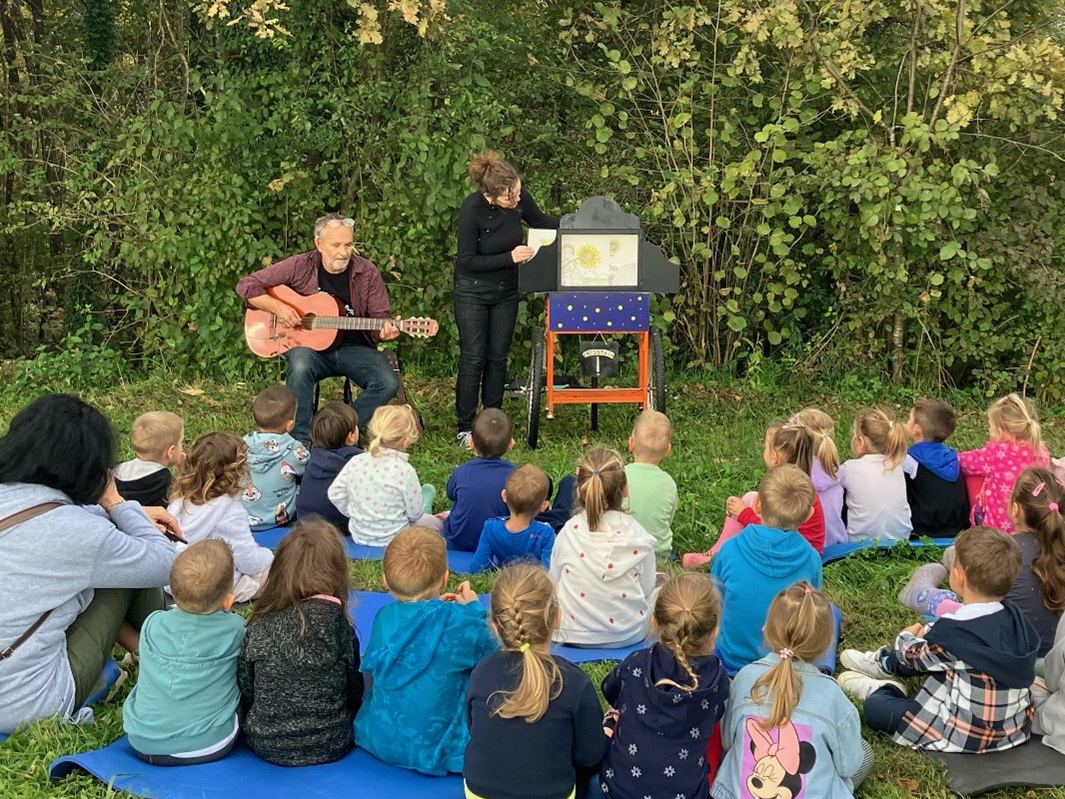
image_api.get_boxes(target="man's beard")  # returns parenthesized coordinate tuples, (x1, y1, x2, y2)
(325, 257, 349, 273)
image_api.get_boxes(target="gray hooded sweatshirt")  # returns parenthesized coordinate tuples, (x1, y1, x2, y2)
(0, 483, 176, 734)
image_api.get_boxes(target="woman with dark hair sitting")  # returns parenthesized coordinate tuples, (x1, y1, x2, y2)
(0, 394, 177, 734)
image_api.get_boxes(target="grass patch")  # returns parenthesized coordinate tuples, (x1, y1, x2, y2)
(2, 373, 1065, 798)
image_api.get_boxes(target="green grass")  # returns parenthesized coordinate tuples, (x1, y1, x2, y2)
(3, 372, 1065, 798)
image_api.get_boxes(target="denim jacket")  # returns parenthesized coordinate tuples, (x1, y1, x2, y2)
(712, 655, 864, 799)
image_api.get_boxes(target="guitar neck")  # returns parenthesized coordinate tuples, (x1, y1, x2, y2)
(308, 317, 389, 331)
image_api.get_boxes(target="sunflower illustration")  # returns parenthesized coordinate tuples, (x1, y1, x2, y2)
(576, 244, 601, 270)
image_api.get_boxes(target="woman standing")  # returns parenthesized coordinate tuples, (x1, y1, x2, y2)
(0, 394, 176, 734)
(453, 151, 559, 443)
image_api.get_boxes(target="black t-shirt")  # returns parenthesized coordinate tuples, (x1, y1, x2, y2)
(317, 265, 371, 347)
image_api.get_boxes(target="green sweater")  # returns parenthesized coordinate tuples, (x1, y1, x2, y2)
(123, 607, 246, 755)
(625, 461, 678, 556)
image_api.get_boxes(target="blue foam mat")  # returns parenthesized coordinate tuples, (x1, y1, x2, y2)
(253, 527, 477, 574)
(50, 736, 521, 799)
(821, 537, 954, 565)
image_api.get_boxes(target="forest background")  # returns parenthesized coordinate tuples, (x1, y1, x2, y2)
(1, 0, 1063, 398)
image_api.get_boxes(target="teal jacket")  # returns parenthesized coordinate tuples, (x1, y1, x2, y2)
(123, 607, 246, 755)
(355, 598, 498, 775)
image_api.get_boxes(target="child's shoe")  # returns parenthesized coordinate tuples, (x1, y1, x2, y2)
(839, 648, 894, 680)
(682, 552, 711, 569)
(836, 671, 905, 701)
(898, 563, 949, 614)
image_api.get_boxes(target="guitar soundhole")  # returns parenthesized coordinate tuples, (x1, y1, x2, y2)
(302, 314, 315, 330)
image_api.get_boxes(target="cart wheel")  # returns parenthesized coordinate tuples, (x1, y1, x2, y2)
(648, 327, 666, 414)
(526, 328, 544, 448)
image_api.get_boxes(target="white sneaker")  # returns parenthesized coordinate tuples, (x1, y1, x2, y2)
(839, 648, 894, 679)
(456, 431, 472, 448)
(836, 671, 906, 701)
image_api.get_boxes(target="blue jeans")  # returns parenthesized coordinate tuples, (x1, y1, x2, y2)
(863, 647, 922, 734)
(537, 475, 577, 531)
(453, 276, 519, 432)
(286, 345, 398, 443)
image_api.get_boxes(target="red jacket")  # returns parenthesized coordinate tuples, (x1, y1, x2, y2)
(737, 493, 825, 553)
(235, 250, 392, 343)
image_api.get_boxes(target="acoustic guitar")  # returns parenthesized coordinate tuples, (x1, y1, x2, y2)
(244, 285, 439, 358)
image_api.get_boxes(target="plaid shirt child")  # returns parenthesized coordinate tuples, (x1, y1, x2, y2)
(881, 605, 1038, 753)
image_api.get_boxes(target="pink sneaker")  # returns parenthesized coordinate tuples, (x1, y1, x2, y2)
(682, 552, 712, 569)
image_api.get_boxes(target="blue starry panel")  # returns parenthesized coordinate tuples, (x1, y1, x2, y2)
(549, 292, 650, 333)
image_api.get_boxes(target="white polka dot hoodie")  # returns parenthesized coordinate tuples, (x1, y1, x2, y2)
(549, 509, 658, 646)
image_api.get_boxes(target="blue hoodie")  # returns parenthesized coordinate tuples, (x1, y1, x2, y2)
(355, 598, 499, 775)
(711, 525, 822, 673)
(908, 441, 961, 481)
(123, 608, 246, 755)
(295, 445, 362, 531)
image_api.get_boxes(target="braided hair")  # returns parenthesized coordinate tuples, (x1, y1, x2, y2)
(489, 563, 562, 722)
(652, 573, 721, 692)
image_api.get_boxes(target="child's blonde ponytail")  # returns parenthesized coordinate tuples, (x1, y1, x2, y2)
(852, 406, 907, 469)
(490, 563, 562, 723)
(790, 408, 839, 480)
(575, 446, 626, 531)
(366, 405, 419, 457)
(989, 393, 1044, 455)
(751, 582, 833, 729)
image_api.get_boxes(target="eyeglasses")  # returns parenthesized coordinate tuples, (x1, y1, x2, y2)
(323, 217, 355, 229)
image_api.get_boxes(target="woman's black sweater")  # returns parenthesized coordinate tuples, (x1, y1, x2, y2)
(454, 188, 559, 283)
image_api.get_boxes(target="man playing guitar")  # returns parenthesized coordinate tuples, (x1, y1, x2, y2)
(236, 213, 400, 444)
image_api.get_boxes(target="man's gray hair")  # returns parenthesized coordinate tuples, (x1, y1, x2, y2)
(314, 213, 353, 240)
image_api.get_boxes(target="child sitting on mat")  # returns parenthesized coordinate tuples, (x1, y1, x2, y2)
(295, 402, 363, 532)
(465, 563, 608, 799)
(600, 573, 728, 799)
(791, 407, 847, 548)
(1035, 613, 1065, 754)
(470, 464, 555, 572)
(624, 410, 679, 557)
(123, 540, 244, 766)
(114, 411, 185, 508)
(328, 404, 441, 546)
(356, 526, 498, 775)
(683, 421, 825, 568)
(960, 393, 1050, 533)
(167, 433, 273, 603)
(443, 408, 516, 552)
(839, 406, 912, 541)
(712, 464, 822, 673)
(713, 583, 874, 799)
(241, 386, 310, 531)
(239, 518, 361, 767)
(903, 398, 969, 538)
(899, 467, 1065, 657)
(838, 526, 1039, 754)
(550, 446, 658, 648)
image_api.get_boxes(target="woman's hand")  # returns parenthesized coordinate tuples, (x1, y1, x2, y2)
(99, 475, 125, 512)
(143, 506, 186, 542)
(510, 245, 534, 264)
